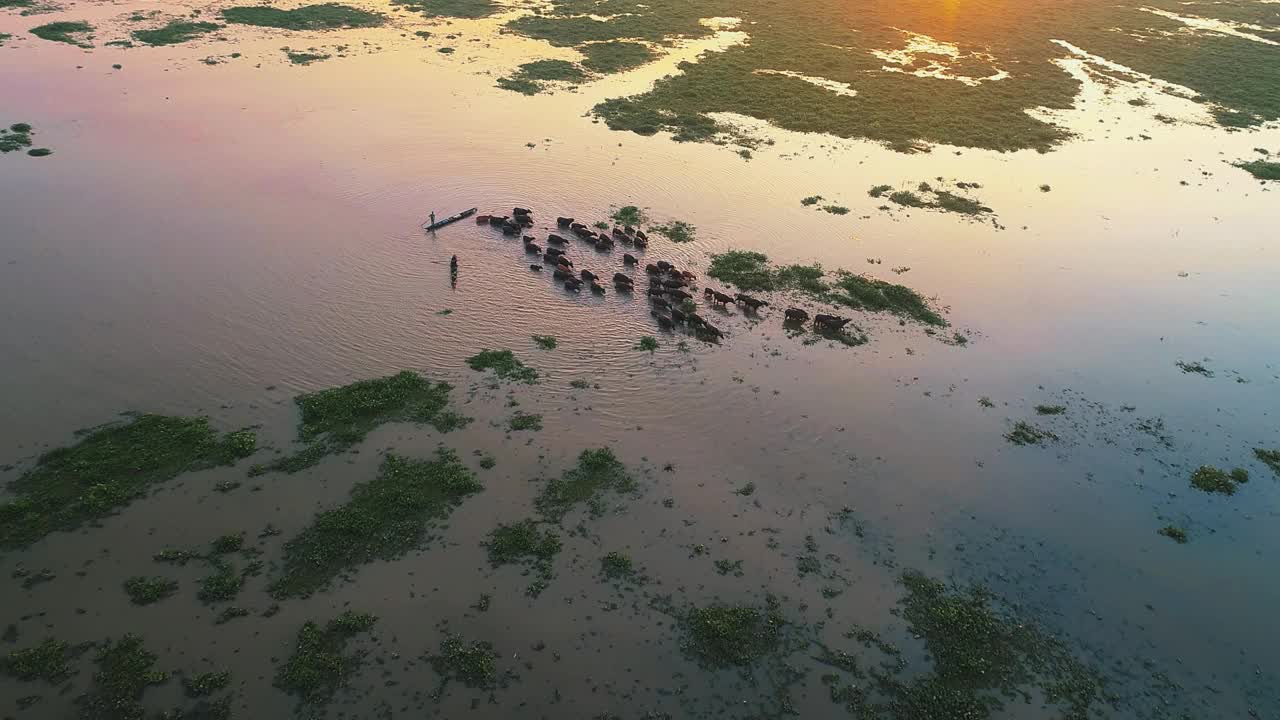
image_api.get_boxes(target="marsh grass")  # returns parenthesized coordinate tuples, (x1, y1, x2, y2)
(132, 20, 221, 45)
(1234, 160, 1280, 180)
(30, 20, 93, 47)
(1255, 448, 1280, 477)
(498, 59, 586, 94)
(1189, 465, 1248, 495)
(484, 519, 561, 596)
(1004, 421, 1058, 446)
(0, 415, 255, 548)
(466, 350, 540, 383)
(183, 670, 231, 697)
(275, 612, 377, 707)
(222, 4, 384, 30)
(636, 336, 658, 352)
(1, 639, 72, 682)
(1034, 404, 1066, 416)
(683, 598, 784, 668)
(1157, 525, 1188, 544)
(611, 205, 646, 225)
(431, 635, 497, 687)
(581, 40, 654, 73)
(535, 448, 634, 521)
(285, 49, 330, 65)
(508, 411, 543, 432)
(392, 0, 495, 19)
(600, 551, 635, 580)
(651, 220, 695, 243)
(79, 635, 167, 720)
(271, 450, 482, 598)
(123, 576, 178, 605)
(532, 334, 557, 350)
(250, 370, 465, 475)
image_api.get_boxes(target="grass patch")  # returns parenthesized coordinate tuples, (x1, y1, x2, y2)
(270, 449, 482, 598)
(132, 20, 221, 46)
(1, 123, 34, 153)
(274, 611, 377, 707)
(1157, 525, 1188, 544)
(801, 195, 823, 206)
(30, 20, 93, 47)
(1176, 360, 1213, 377)
(221, 4, 384, 30)
(600, 551, 635, 580)
(1034, 404, 1066, 415)
(508, 411, 543, 432)
(822, 205, 849, 215)
(1189, 465, 1248, 495)
(1235, 160, 1280, 180)
(182, 670, 231, 697)
(569, 379, 591, 389)
(392, 0, 496, 19)
(1, 639, 71, 682)
(1255, 448, 1280, 477)
(651, 220, 696, 243)
(466, 349, 539, 384)
(431, 635, 497, 688)
(484, 519, 561, 596)
(197, 560, 243, 603)
(581, 40, 654, 73)
(683, 598, 784, 668)
(79, 635, 167, 720)
(27, 147, 52, 157)
(497, 59, 586, 95)
(1004, 421, 1058, 446)
(532, 334, 557, 350)
(123, 576, 178, 605)
(535, 448, 635, 521)
(497, 76, 542, 95)
(611, 205, 646, 225)
(0, 415, 255, 548)
(636, 336, 658, 352)
(249, 370, 465, 475)
(285, 49, 330, 65)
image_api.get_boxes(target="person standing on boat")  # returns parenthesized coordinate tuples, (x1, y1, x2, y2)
(450, 255, 458, 272)
(430, 211, 436, 226)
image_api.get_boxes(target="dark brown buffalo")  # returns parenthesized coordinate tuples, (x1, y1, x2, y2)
(547, 234, 569, 245)
(573, 226, 595, 238)
(656, 260, 673, 271)
(666, 289, 692, 301)
(590, 282, 606, 294)
(647, 287, 666, 297)
(513, 207, 531, 216)
(488, 216, 506, 227)
(623, 253, 638, 265)
(687, 313, 706, 327)
(735, 293, 769, 311)
(662, 279, 686, 289)
(553, 268, 571, 280)
(697, 322, 724, 339)
(651, 312, 674, 330)
(784, 308, 810, 322)
(613, 278, 633, 291)
(671, 308, 687, 324)
(564, 278, 583, 292)
(709, 290, 734, 305)
(633, 236, 648, 248)
(502, 224, 519, 236)
(557, 217, 574, 227)
(529, 264, 542, 271)
(612, 272, 633, 284)
(645, 264, 660, 274)
(545, 247, 565, 257)
(476, 215, 490, 224)
(524, 242, 542, 254)
(635, 230, 647, 241)
(814, 314, 851, 331)
(651, 297, 670, 309)
(580, 269, 598, 281)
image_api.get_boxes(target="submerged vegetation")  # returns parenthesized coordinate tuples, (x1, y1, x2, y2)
(707, 250, 945, 326)
(532, 334, 558, 350)
(431, 635, 498, 688)
(484, 519, 561, 596)
(123, 576, 179, 605)
(80, 635, 168, 720)
(29, 20, 93, 47)
(683, 598, 785, 668)
(1158, 525, 1188, 544)
(250, 370, 465, 475)
(466, 349, 540, 383)
(132, 20, 221, 46)
(535, 448, 635, 520)
(507, 411, 543, 431)
(1005, 420, 1058, 446)
(284, 49, 330, 65)
(0, 415, 255, 548)
(1189, 465, 1249, 495)
(275, 611, 377, 707)
(873, 180, 994, 218)
(221, 3, 385, 30)
(271, 450, 482, 598)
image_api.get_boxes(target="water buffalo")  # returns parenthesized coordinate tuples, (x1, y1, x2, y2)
(553, 268, 571, 280)
(624, 225, 635, 235)
(623, 253, 638, 265)
(502, 224, 519, 236)
(662, 279, 686, 289)
(524, 242, 542, 254)
(614, 279, 633, 291)
(636, 230, 648, 241)
(529, 264, 542, 271)
(814, 314, 851, 331)
(564, 278, 583, 292)
(476, 215, 490, 224)
(680, 271, 696, 280)
(612, 272, 633, 284)
(595, 237, 614, 248)
(687, 312, 706, 327)
(488, 216, 506, 227)
(708, 290, 734, 306)
(573, 226, 595, 238)
(651, 297, 670, 310)
(517, 216, 534, 227)
(651, 312, 674, 330)
(513, 207, 531, 216)
(545, 247, 565, 257)
(612, 227, 626, 238)
(645, 264, 661, 274)
(570, 222, 587, 231)
(522, 235, 535, 243)
(656, 260, 673, 271)
(647, 287, 666, 297)
(547, 234, 569, 245)
(557, 217, 574, 227)
(784, 308, 810, 322)
(633, 236, 648, 248)
(735, 293, 769, 311)
(671, 308, 687, 324)
(667, 289, 692, 301)
(697, 322, 724, 339)
(580, 269, 598, 281)
(590, 282, 606, 294)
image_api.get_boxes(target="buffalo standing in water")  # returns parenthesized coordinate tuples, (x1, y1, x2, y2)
(735, 293, 769, 311)
(623, 253, 638, 265)
(557, 217, 574, 227)
(784, 308, 810, 322)
(814, 314, 851, 331)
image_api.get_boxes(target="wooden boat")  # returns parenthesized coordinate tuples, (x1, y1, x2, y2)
(424, 207, 477, 231)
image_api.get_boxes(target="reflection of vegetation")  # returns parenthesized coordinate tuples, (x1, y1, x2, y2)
(707, 250, 945, 326)
(1234, 160, 1280, 181)
(582, 40, 654, 73)
(29, 20, 93, 47)
(275, 612, 377, 707)
(132, 20, 221, 46)
(0, 415, 255, 548)
(222, 3, 384, 30)
(1189, 465, 1248, 495)
(271, 450, 482, 598)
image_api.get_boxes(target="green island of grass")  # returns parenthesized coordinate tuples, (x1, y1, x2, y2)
(132, 20, 221, 46)
(582, 40, 654, 73)
(1189, 464, 1248, 495)
(183, 670, 232, 697)
(466, 349, 540, 383)
(221, 3, 385, 30)
(683, 597, 785, 668)
(484, 518, 561, 596)
(29, 20, 94, 47)
(534, 447, 635, 521)
(284, 49, 330, 65)
(123, 576, 179, 605)
(431, 634, 498, 687)
(391, 0, 496, 19)
(508, 411, 543, 431)
(1234, 159, 1280, 181)
(651, 220, 695, 243)
(1, 122, 36, 153)
(497, 59, 587, 95)
(274, 611, 377, 707)
(270, 449, 482, 598)
(79, 635, 168, 720)
(1, 639, 72, 682)
(0, 414, 255, 548)
(249, 370, 468, 475)
(707, 250, 946, 326)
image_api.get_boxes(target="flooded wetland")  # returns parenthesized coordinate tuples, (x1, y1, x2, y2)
(2, 0, 1279, 718)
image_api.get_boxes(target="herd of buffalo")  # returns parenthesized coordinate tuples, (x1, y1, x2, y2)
(470, 208, 857, 339)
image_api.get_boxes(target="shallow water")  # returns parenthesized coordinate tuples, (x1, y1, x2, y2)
(2, 4, 1279, 719)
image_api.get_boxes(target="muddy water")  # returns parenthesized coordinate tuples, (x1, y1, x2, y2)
(2, 7, 1279, 720)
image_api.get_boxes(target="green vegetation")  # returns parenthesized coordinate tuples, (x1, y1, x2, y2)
(532, 334, 558, 350)
(484, 519, 561, 596)
(197, 561, 243, 603)
(0, 0, 33, 8)
(1189, 465, 1249, 495)
(285, 49, 330, 65)
(30, 21, 93, 47)
(466, 349, 540, 383)
(651, 220, 696, 243)
(611, 205, 646, 225)
(123, 576, 179, 605)
(496, 76, 541, 95)
(600, 551, 634, 580)
(249, 371, 465, 475)
(569, 379, 591, 389)
(1256, 448, 1280, 477)
(392, 0, 496, 19)
(636, 336, 658, 352)
(1, 123, 34, 153)
(582, 40, 654, 73)
(1158, 525, 1188, 544)
(80, 635, 168, 720)
(221, 4, 385, 30)
(508, 411, 543, 431)
(822, 205, 850, 215)
(1235, 159, 1280, 181)
(1005, 421, 1058, 446)
(498, 59, 587, 94)
(210, 533, 243, 554)
(478, 455, 495, 469)
(271, 449, 482, 598)
(274, 611, 377, 707)
(535, 448, 635, 520)
(431, 635, 497, 687)
(683, 598, 784, 668)
(714, 559, 744, 576)
(874, 181, 994, 216)
(182, 670, 231, 697)
(1034, 404, 1066, 416)
(868, 185, 892, 198)
(801, 195, 823, 206)
(132, 20, 221, 46)
(707, 250, 946, 326)
(0, 33, 10, 47)
(0, 414, 256, 548)
(1176, 360, 1213, 377)
(1, 639, 71, 682)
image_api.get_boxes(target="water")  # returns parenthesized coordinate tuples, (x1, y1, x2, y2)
(1, 9, 1279, 719)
